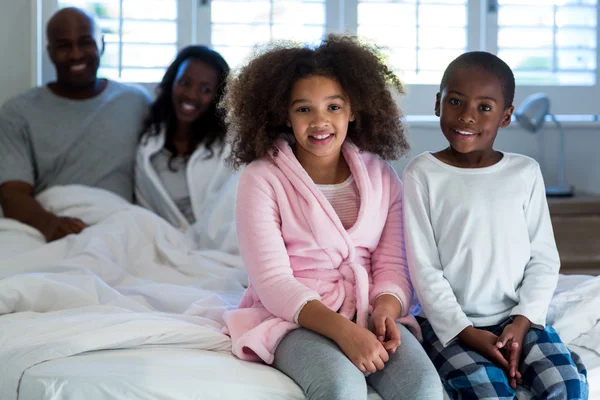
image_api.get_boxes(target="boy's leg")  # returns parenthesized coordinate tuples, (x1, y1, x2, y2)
(367, 322, 445, 400)
(273, 327, 367, 400)
(419, 318, 516, 400)
(520, 325, 588, 399)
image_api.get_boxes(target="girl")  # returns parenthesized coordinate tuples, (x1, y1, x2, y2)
(135, 46, 239, 253)
(221, 35, 443, 400)
(403, 51, 588, 399)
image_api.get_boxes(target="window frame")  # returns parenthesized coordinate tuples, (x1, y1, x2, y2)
(35, 0, 194, 94)
(36, 0, 600, 115)
(488, 1, 600, 116)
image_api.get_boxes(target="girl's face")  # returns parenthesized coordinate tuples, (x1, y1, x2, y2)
(435, 66, 513, 155)
(287, 75, 354, 163)
(172, 59, 220, 125)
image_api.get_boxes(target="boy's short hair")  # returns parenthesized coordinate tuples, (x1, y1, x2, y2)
(440, 51, 515, 109)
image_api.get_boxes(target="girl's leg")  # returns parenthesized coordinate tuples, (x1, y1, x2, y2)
(419, 318, 516, 400)
(520, 325, 588, 400)
(273, 327, 367, 400)
(367, 323, 444, 400)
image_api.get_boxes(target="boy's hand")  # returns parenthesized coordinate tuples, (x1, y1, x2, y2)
(496, 316, 531, 389)
(459, 326, 510, 372)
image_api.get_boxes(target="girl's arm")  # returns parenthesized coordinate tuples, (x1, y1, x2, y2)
(236, 166, 321, 323)
(509, 164, 560, 329)
(403, 173, 471, 347)
(369, 174, 411, 317)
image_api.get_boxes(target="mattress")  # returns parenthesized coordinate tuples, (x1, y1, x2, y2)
(18, 344, 599, 400)
(15, 275, 600, 400)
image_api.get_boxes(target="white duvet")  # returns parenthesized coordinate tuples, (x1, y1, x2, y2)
(0, 186, 246, 400)
(0, 185, 598, 400)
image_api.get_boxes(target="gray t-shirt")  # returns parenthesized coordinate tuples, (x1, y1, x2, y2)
(0, 80, 151, 202)
(150, 149, 196, 224)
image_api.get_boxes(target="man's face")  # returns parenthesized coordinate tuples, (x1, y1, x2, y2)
(47, 13, 102, 89)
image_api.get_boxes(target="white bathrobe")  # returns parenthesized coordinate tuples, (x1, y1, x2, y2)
(135, 128, 240, 255)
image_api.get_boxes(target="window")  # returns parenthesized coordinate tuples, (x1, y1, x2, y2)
(37, 0, 600, 115)
(357, 0, 468, 85)
(57, 0, 178, 82)
(491, 0, 599, 115)
(497, 0, 597, 86)
(210, 0, 326, 68)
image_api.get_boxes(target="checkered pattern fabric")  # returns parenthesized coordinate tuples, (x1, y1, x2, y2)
(419, 318, 588, 400)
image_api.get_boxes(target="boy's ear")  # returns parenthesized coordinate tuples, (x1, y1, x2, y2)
(500, 105, 514, 128)
(435, 93, 441, 117)
(286, 120, 291, 127)
(349, 113, 355, 122)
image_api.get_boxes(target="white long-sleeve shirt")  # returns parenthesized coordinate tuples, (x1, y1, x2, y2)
(403, 152, 560, 346)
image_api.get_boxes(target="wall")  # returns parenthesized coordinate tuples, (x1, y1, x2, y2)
(394, 122, 600, 195)
(0, 0, 598, 195)
(0, 0, 34, 106)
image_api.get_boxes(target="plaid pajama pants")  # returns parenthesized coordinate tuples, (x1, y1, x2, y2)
(419, 317, 589, 400)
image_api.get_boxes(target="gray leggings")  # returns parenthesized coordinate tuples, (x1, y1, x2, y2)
(273, 322, 444, 400)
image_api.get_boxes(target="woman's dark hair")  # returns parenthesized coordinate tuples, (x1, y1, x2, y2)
(141, 45, 230, 163)
(222, 34, 410, 169)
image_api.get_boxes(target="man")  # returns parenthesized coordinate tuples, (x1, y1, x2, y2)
(0, 7, 151, 242)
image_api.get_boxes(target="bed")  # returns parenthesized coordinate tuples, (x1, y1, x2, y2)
(1, 186, 599, 400)
(15, 342, 600, 400)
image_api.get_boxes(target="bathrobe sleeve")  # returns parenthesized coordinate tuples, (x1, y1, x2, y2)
(236, 163, 321, 323)
(369, 169, 412, 317)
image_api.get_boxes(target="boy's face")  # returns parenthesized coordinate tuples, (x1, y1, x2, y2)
(435, 66, 514, 155)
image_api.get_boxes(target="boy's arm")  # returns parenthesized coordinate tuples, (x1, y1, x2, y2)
(403, 173, 471, 346)
(510, 164, 560, 329)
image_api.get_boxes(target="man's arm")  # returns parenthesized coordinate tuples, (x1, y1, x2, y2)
(0, 181, 85, 241)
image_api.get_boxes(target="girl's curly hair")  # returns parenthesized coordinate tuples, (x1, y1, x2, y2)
(141, 45, 230, 164)
(222, 34, 410, 169)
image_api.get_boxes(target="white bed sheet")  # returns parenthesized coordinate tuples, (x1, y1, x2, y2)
(18, 345, 599, 400)
(15, 274, 600, 400)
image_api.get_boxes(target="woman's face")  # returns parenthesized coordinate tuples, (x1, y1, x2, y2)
(172, 59, 220, 125)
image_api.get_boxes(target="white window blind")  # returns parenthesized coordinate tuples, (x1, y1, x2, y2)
(58, 0, 178, 82)
(497, 0, 598, 87)
(357, 0, 468, 85)
(38, 0, 600, 115)
(209, 0, 326, 68)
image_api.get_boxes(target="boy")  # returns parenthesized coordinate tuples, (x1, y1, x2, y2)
(403, 51, 588, 399)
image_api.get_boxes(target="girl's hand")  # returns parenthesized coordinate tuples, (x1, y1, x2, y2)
(496, 316, 530, 389)
(371, 307, 402, 354)
(459, 326, 510, 372)
(335, 323, 389, 374)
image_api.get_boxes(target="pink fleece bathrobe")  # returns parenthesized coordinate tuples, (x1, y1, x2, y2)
(223, 138, 419, 364)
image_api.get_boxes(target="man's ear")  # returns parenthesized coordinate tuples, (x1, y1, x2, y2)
(435, 92, 441, 117)
(349, 113, 355, 122)
(286, 120, 291, 127)
(46, 44, 54, 63)
(500, 105, 514, 128)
